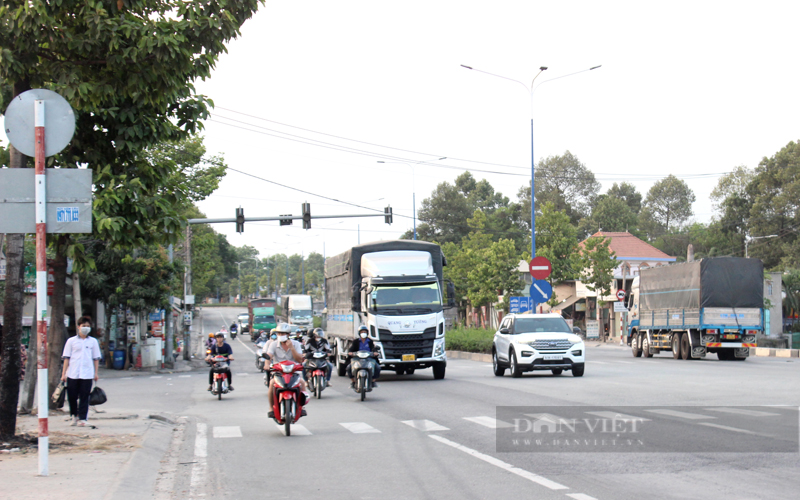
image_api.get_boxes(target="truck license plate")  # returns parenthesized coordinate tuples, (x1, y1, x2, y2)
(543, 354, 563, 360)
(724, 334, 738, 340)
(402, 354, 416, 361)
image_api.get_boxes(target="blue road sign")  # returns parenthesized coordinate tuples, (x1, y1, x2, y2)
(529, 280, 553, 302)
(510, 296, 532, 314)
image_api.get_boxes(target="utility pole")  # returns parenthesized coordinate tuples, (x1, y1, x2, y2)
(165, 244, 174, 368)
(183, 225, 192, 361)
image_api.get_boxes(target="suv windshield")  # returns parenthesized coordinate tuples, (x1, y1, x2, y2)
(514, 317, 571, 334)
(369, 282, 442, 315)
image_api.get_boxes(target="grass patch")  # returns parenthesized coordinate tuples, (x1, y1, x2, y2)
(445, 326, 495, 353)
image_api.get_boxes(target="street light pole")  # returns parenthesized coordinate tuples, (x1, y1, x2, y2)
(236, 261, 244, 302)
(745, 234, 778, 258)
(460, 64, 601, 258)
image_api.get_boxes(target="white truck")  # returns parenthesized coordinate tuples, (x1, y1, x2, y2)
(324, 241, 455, 379)
(281, 294, 314, 327)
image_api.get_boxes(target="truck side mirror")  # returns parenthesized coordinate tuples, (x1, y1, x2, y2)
(446, 281, 456, 308)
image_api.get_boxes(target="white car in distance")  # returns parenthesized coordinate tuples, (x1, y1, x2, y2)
(492, 313, 585, 377)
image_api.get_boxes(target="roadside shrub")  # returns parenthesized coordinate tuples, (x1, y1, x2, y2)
(445, 327, 494, 353)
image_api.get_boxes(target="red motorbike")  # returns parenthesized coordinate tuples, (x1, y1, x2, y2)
(270, 359, 306, 435)
(210, 355, 230, 400)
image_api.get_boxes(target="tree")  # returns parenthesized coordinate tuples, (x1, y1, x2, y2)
(520, 151, 601, 225)
(639, 174, 696, 237)
(535, 202, 582, 291)
(0, 0, 262, 438)
(580, 235, 617, 326)
(578, 196, 639, 239)
(605, 182, 643, 214)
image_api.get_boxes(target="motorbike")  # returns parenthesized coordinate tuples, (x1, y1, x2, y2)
(205, 348, 213, 367)
(231, 327, 237, 339)
(255, 339, 268, 371)
(304, 350, 330, 399)
(210, 355, 230, 400)
(350, 350, 378, 401)
(269, 360, 306, 436)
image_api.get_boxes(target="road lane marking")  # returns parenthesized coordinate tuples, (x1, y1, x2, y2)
(585, 411, 651, 422)
(645, 409, 715, 420)
(402, 420, 450, 431)
(705, 407, 780, 417)
(178, 375, 191, 378)
(464, 416, 513, 429)
(213, 426, 242, 438)
(340, 422, 381, 434)
(697, 422, 763, 436)
(614, 361, 633, 364)
(588, 361, 609, 364)
(567, 494, 599, 500)
(428, 435, 568, 490)
(120, 377, 132, 380)
(237, 337, 255, 355)
(276, 423, 312, 436)
(189, 422, 208, 498)
(150, 376, 163, 379)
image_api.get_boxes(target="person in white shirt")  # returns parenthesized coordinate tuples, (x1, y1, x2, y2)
(60, 316, 101, 427)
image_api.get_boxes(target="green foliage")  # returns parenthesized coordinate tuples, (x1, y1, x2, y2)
(579, 196, 639, 239)
(581, 235, 617, 300)
(639, 174, 696, 238)
(524, 150, 601, 225)
(445, 326, 494, 353)
(535, 202, 582, 291)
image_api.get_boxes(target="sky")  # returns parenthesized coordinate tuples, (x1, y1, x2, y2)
(115, 2, 800, 260)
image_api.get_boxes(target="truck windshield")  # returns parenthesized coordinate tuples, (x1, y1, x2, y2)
(254, 315, 275, 323)
(369, 282, 442, 315)
(514, 317, 572, 334)
(291, 310, 312, 318)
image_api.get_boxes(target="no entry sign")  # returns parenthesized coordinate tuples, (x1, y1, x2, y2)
(529, 256, 552, 280)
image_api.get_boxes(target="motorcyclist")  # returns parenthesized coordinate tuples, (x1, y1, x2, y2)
(206, 332, 234, 391)
(230, 322, 238, 335)
(266, 323, 308, 418)
(205, 333, 215, 349)
(304, 328, 333, 386)
(347, 325, 380, 388)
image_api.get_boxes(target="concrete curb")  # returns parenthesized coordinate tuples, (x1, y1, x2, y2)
(446, 350, 492, 363)
(751, 347, 800, 358)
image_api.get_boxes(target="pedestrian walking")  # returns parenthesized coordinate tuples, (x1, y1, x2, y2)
(61, 316, 101, 427)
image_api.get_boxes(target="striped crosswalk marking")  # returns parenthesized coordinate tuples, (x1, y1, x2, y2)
(698, 423, 761, 435)
(213, 426, 242, 438)
(402, 420, 450, 432)
(463, 416, 513, 429)
(567, 494, 599, 500)
(585, 411, 651, 422)
(276, 423, 312, 436)
(340, 422, 381, 434)
(645, 409, 714, 420)
(705, 407, 780, 417)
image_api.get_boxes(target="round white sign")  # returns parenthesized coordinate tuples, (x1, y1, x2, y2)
(4, 89, 76, 158)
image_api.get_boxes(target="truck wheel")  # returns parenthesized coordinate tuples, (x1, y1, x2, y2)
(492, 350, 506, 377)
(433, 362, 446, 380)
(631, 335, 641, 357)
(642, 335, 653, 358)
(672, 333, 682, 359)
(680, 333, 691, 360)
(510, 351, 522, 378)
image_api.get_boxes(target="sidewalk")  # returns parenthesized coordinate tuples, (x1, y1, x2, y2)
(97, 357, 207, 379)
(1, 409, 180, 500)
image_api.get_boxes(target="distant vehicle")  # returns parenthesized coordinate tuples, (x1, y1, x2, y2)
(281, 295, 313, 327)
(248, 298, 277, 335)
(237, 313, 250, 333)
(492, 313, 585, 378)
(627, 257, 762, 361)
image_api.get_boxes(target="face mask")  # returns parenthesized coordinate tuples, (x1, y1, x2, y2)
(79, 326, 91, 335)
(271, 334, 277, 340)
(278, 335, 288, 342)
(359, 332, 368, 339)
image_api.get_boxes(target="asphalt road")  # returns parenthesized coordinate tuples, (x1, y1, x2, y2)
(99, 307, 800, 500)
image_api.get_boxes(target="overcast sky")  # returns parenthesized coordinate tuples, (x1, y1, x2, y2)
(139, 2, 800, 259)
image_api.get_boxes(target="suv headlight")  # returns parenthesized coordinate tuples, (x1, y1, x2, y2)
(567, 334, 583, 344)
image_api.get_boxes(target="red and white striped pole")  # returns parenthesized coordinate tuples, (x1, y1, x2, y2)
(34, 99, 49, 476)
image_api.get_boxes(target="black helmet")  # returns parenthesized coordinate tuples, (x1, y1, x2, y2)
(313, 328, 325, 339)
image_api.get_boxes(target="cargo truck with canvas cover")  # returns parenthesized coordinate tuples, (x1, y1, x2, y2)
(249, 298, 278, 336)
(325, 240, 455, 379)
(626, 257, 763, 361)
(281, 295, 313, 327)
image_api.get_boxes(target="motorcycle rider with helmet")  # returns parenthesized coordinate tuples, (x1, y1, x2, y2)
(266, 323, 309, 418)
(206, 332, 234, 391)
(347, 325, 381, 388)
(304, 328, 333, 386)
(206, 333, 216, 349)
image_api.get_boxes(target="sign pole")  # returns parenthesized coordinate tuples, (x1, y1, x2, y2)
(34, 99, 49, 476)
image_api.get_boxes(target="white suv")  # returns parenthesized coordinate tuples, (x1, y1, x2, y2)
(492, 313, 585, 377)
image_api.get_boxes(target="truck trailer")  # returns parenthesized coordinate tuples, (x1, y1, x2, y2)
(324, 240, 454, 379)
(626, 257, 763, 361)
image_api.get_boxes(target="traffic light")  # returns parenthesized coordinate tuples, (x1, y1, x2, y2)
(302, 202, 311, 229)
(279, 215, 292, 226)
(384, 205, 393, 224)
(235, 207, 244, 233)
